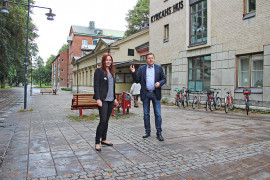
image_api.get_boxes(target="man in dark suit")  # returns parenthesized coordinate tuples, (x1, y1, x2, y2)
(130, 53, 166, 141)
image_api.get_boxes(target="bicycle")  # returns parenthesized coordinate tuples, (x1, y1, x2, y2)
(174, 88, 181, 107)
(224, 88, 234, 113)
(243, 89, 251, 115)
(177, 87, 187, 108)
(192, 91, 203, 109)
(211, 88, 222, 110)
(184, 88, 191, 107)
(205, 90, 214, 111)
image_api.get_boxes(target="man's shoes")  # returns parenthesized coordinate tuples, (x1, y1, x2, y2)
(156, 133, 164, 141)
(101, 141, 113, 146)
(142, 132, 151, 138)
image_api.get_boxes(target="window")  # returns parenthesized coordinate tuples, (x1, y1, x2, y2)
(82, 51, 87, 57)
(61, 79, 64, 82)
(190, 0, 207, 46)
(128, 49, 134, 56)
(82, 40, 88, 45)
(243, 0, 256, 19)
(93, 38, 99, 45)
(188, 55, 211, 91)
(61, 69, 64, 72)
(238, 54, 263, 88)
(115, 73, 133, 83)
(140, 55, 146, 61)
(164, 24, 169, 42)
(162, 64, 172, 85)
(61, 59, 64, 62)
(244, 0, 256, 14)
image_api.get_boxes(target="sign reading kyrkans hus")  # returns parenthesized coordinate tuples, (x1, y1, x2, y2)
(151, 1, 184, 23)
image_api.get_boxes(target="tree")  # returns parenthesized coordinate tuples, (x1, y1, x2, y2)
(32, 56, 44, 87)
(0, 0, 38, 88)
(43, 54, 56, 86)
(124, 0, 149, 37)
(58, 44, 68, 54)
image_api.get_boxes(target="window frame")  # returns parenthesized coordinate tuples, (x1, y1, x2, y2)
(164, 24, 169, 43)
(237, 53, 263, 88)
(82, 40, 88, 45)
(128, 49, 135, 56)
(189, 0, 208, 47)
(188, 55, 211, 92)
(243, 0, 256, 19)
(162, 64, 172, 86)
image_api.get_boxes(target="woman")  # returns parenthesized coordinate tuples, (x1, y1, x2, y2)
(93, 53, 118, 151)
(130, 82, 141, 107)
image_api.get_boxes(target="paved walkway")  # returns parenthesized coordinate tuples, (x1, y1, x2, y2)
(0, 87, 269, 179)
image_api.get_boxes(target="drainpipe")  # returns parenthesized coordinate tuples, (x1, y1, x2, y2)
(77, 61, 79, 93)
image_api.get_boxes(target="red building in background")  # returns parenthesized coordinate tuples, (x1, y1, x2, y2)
(52, 21, 124, 89)
(51, 49, 68, 88)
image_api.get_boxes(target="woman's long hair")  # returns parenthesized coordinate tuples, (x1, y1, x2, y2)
(100, 53, 114, 77)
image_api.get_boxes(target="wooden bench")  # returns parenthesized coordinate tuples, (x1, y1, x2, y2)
(40, 88, 52, 95)
(71, 93, 122, 117)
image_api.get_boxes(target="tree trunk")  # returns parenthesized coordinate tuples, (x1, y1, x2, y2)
(1, 75, 5, 89)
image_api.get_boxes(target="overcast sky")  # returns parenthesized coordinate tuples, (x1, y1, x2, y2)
(31, 0, 137, 63)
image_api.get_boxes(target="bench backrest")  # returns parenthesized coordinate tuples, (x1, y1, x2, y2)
(41, 89, 52, 93)
(72, 94, 98, 107)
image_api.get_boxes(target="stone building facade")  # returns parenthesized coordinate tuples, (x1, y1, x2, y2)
(150, 0, 270, 108)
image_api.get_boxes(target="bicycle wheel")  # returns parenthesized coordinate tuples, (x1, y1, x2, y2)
(224, 98, 229, 113)
(175, 96, 179, 106)
(229, 97, 234, 110)
(178, 96, 181, 108)
(183, 96, 187, 108)
(246, 98, 249, 115)
(210, 99, 214, 111)
(192, 96, 198, 109)
(215, 97, 222, 110)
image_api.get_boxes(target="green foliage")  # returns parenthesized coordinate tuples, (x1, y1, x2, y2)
(58, 44, 68, 54)
(32, 56, 45, 87)
(162, 97, 168, 103)
(61, 88, 72, 91)
(124, 0, 149, 37)
(0, 0, 38, 88)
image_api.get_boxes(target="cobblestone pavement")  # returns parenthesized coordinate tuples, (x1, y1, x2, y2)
(0, 87, 269, 179)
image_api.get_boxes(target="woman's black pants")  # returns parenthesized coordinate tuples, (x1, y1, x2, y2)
(95, 101, 114, 144)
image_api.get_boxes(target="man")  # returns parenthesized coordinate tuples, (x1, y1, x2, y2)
(130, 53, 166, 141)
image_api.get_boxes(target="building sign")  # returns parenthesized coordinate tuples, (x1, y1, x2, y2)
(151, 1, 184, 23)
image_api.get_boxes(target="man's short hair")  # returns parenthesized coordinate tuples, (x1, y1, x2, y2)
(146, 52, 155, 59)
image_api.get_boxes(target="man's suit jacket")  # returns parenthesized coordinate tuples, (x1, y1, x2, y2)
(93, 68, 116, 101)
(132, 64, 166, 101)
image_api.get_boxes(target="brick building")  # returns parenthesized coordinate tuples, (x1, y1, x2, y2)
(66, 21, 124, 87)
(51, 49, 69, 88)
(149, 0, 270, 109)
(52, 21, 125, 89)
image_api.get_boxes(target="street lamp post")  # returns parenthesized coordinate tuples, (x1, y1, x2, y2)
(1, 0, 55, 109)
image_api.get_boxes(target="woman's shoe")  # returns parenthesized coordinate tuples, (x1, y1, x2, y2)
(95, 144, 101, 151)
(101, 141, 113, 146)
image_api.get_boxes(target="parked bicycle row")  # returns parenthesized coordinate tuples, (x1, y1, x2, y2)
(174, 87, 251, 115)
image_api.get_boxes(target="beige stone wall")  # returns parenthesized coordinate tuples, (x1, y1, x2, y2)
(113, 29, 149, 62)
(211, 1, 270, 54)
(149, 0, 187, 65)
(150, 0, 270, 107)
